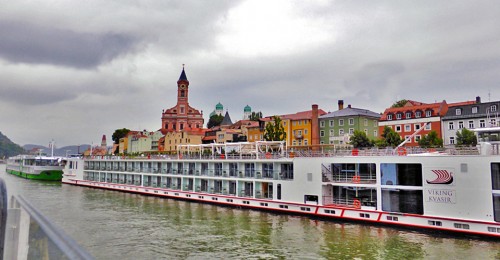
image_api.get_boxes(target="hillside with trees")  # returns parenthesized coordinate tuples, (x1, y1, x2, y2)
(0, 131, 25, 158)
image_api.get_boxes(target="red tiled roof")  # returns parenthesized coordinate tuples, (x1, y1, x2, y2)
(380, 101, 447, 120)
(280, 109, 327, 120)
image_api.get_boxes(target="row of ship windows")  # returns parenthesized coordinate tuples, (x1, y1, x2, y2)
(105, 184, 500, 234)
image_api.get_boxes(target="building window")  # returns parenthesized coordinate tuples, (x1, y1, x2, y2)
(415, 111, 422, 118)
(396, 113, 402, 120)
(364, 129, 368, 135)
(339, 129, 344, 135)
(472, 107, 478, 114)
(396, 125, 402, 132)
(330, 129, 334, 135)
(304, 139, 308, 145)
(349, 128, 354, 134)
(320, 121, 325, 128)
(425, 123, 431, 130)
(329, 120, 334, 127)
(387, 114, 393, 120)
(455, 108, 462, 115)
(298, 121, 301, 125)
(374, 130, 378, 137)
(480, 120, 486, 128)
(405, 112, 411, 119)
(458, 121, 464, 129)
(415, 124, 421, 131)
(374, 120, 377, 127)
(304, 129, 308, 135)
(491, 118, 497, 127)
(349, 118, 354, 125)
(448, 122, 454, 130)
(468, 121, 474, 129)
(426, 110, 432, 117)
(364, 119, 368, 126)
(404, 124, 411, 132)
(450, 136, 455, 144)
(415, 135, 421, 142)
(405, 136, 411, 143)
(339, 119, 344, 126)
(491, 105, 497, 112)
(320, 130, 325, 137)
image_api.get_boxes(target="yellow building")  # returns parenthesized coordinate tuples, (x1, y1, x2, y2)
(163, 128, 205, 153)
(278, 107, 326, 147)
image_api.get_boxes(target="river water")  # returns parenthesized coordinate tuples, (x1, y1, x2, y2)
(1, 164, 499, 259)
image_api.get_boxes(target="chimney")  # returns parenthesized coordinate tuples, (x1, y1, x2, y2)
(476, 96, 481, 104)
(338, 100, 344, 110)
(311, 104, 319, 150)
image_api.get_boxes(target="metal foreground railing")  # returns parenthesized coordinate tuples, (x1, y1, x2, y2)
(0, 179, 94, 260)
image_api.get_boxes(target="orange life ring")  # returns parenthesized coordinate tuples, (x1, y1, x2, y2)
(220, 154, 225, 159)
(352, 175, 360, 183)
(353, 199, 361, 209)
(397, 147, 407, 156)
(265, 152, 271, 159)
(351, 149, 359, 156)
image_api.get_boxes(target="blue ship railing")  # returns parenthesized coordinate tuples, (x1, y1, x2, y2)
(0, 178, 94, 260)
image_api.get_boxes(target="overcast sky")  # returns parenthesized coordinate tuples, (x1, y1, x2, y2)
(1, 1, 499, 147)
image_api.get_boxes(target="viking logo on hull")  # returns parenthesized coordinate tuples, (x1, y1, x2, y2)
(426, 170, 454, 184)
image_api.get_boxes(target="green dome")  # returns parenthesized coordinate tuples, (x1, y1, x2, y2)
(244, 105, 251, 112)
(216, 102, 223, 110)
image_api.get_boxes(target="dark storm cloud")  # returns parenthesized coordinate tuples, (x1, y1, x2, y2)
(0, 21, 138, 68)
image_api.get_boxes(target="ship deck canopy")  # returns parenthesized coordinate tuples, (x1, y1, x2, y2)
(177, 141, 286, 160)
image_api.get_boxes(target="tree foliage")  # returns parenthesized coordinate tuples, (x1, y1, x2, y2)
(249, 111, 263, 121)
(456, 128, 477, 146)
(418, 130, 443, 148)
(112, 128, 130, 144)
(207, 114, 224, 129)
(391, 99, 408, 108)
(263, 116, 286, 141)
(0, 131, 25, 158)
(349, 130, 374, 148)
(376, 126, 403, 147)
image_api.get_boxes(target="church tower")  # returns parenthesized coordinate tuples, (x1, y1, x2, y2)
(161, 66, 204, 134)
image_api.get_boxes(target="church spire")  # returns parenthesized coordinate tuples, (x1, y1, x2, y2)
(178, 64, 188, 81)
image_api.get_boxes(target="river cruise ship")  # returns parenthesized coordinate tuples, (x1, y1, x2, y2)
(63, 141, 500, 238)
(6, 155, 65, 181)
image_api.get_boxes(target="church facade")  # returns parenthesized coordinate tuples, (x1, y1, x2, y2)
(161, 67, 204, 134)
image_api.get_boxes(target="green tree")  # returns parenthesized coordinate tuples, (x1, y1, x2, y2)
(249, 111, 263, 121)
(263, 116, 286, 141)
(376, 126, 403, 147)
(349, 130, 374, 148)
(391, 99, 408, 108)
(418, 130, 443, 148)
(112, 128, 130, 144)
(456, 128, 477, 146)
(207, 114, 224, 129)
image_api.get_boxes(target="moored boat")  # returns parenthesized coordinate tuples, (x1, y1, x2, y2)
(62, 140, 500, 238)
(6, 155, 65, 181)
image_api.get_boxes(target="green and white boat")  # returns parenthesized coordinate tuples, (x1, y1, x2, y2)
(6, 155, 65, 181)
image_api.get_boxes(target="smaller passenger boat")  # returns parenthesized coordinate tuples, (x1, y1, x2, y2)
(6, 155, 65, 181)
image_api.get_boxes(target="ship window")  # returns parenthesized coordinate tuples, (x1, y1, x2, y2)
(277, 184, 282, 200)
(381, 163, 422, 186)
(454, 223, 470, 229)
(279, 205, 288, 209)
(491, 163, 500, 190)
(382, 189, 424, 215)
(493, 194, 500, 222)
(428, 220, 442, 226)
